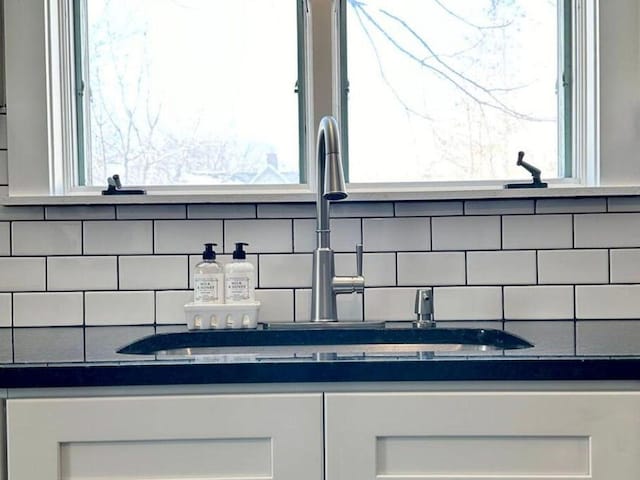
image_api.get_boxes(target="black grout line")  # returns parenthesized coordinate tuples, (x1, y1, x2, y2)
(573, 284, 578, 356)
(10, 293, 14, 363)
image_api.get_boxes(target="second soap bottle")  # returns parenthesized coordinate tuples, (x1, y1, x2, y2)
(224, 242, 256, 304)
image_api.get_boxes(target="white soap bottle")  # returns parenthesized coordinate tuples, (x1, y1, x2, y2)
(224, 242, 256, 304)
(194, 243, 224, 304)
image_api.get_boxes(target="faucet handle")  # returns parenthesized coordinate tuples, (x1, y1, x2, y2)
(356, 243, 363, 277)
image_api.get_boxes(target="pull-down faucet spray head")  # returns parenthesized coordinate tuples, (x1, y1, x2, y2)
(318, 116, 347, 201)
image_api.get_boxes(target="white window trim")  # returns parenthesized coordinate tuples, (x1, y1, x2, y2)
(4, 0, 640, 205)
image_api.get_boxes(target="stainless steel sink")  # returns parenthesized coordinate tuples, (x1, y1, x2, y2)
(118, 322, 533, 357)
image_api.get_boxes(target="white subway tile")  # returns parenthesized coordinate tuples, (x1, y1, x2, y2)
(362, 253, 396, 287)
(155, 290, 193, 324)
(293, 219, 315, 253)
(13, 292, 83, 326)
(536, 197, 606, 213)
(363, 218, 430, 252)
(255, 289, 294, 323)
(334, 253, 358, 276)
(394, 201, 463, 217)
(398, 252, 465, 286)
(504, 286, 574, 320)
(467, 251, 536, 285)
(12, 221, 81, 255)
(432, 216, 500, 251)
(576, 285, 640, 319)
(505, 321, 575, 356)
(0, 222, 9, 255)
(225, 219, 292, 253)
(189, 204, 255, 219)
(608, 196, 640, 212)
(364, 287, 421, 322)
(433, 286, 502, 320)
(294, 218, 361, 253)
(257, 203, 314, 218)
(47, 256, 117, 291)
(86, 326, 155, 361)
(611, 249, 640, 283)
(259, 254, 312, 288)
(0, 294, 11, 327)
(14, 328, 83, 363)
(331, 202, 394, 217)
(296, 289, 363, 322)
(502, 214, 572, 249)
(188, 254, 258, 289)
(0, 329, 13, 363)
(86, 291, 155, 325)
(575, 213, 640, 248)
(156, 325, 188, 335)
(154, 220, 223, 254)
(0, 115, 6, 148)
(0, 258, 46, 291)
(577, 321, 640, 355)
(538, 249, 608, 284)
(0, 150, 7, 185)
(465, 199, 534, 215)
(46, 206, 115, 220)
(0, 206, 43, 221)
(118, 204, 186, 219)
(84, 221, 153, 254)
(119, 256, 188, 290)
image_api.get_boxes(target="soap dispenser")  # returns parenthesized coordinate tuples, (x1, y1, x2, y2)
(194, 243, 224, 304)
(224, 242, 256, 304)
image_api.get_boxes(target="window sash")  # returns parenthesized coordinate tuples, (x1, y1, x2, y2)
(72, 0, 308, 189)
(338, 0, 572, 184)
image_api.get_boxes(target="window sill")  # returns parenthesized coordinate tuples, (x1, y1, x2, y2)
(2, 184, 640, 206)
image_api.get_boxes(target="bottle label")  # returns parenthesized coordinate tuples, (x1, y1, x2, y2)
(225, 276, 250, 302)
(194, 273, 221, 303)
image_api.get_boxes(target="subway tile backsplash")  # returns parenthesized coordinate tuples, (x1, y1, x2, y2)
(2, 195, 640, 360)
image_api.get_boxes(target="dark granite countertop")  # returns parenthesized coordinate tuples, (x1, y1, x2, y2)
(0, 357, 639, 389)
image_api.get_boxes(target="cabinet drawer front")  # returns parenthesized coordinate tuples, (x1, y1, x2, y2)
(326, 392, 640, 480)
(8, 393, 323, 480)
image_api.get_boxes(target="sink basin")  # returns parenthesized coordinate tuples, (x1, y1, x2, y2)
(118, 323, 533, 357)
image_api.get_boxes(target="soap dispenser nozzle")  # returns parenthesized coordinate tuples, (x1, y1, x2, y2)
(233, 242, 249, 260)
(202, 243, 217, 260)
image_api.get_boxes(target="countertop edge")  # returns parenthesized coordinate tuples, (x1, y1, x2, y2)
(1, 359, 639, 389)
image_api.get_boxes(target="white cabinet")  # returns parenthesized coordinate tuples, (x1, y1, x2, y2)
(325, 392, 640, 479)
(6, 389, 640, 479)
(6, 394, 323, 480)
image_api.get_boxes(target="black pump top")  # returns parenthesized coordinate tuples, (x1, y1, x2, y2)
(202, 243, 217, 260)
(232, 242, 249, 260)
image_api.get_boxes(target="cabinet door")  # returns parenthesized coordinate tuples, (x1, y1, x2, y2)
(8, 393, 322, 480)
(326, 392, 640, 480)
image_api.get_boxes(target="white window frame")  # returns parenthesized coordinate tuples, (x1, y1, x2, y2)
(3, 0, 640, 205)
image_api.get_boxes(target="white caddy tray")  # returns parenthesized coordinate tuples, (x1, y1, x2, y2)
(184, 302, 261, 330)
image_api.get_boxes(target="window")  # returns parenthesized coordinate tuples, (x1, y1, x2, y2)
(74, 0, 303, 187)
(340, 0, 570, 184)
(5, 0, 640, 200)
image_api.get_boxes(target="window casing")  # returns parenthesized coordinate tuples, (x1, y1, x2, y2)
(4, 0, 640, 202)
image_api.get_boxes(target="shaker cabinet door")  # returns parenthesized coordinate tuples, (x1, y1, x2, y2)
(7, 393, 323, 480)
(325, 391, 640, 480)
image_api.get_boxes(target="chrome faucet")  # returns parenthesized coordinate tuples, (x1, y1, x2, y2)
(310, 116, 365, 322)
